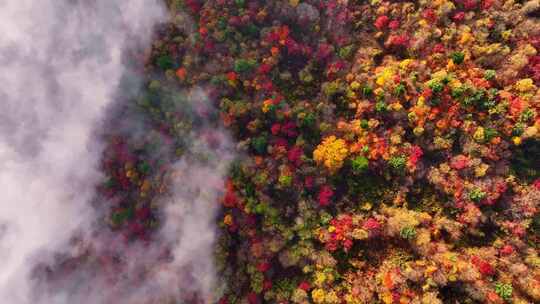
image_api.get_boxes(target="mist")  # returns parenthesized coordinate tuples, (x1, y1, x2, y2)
(0, 0, 167, 303)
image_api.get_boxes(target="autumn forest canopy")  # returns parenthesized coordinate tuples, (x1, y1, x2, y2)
(2, 0, 540, 304)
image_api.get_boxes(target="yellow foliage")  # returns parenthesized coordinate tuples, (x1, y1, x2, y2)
(473, 127, 485, 142)
(515, 78, 536, 93)
(312, 289, 326, 303)
(313, 136, 349, 173)
(314, 271, 327, 286)
(376, 67, 396, 87)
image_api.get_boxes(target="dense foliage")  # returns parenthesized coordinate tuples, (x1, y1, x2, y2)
(99, 0, 540, 303)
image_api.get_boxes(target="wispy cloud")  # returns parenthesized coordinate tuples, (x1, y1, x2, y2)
(0, 1, 165, 303)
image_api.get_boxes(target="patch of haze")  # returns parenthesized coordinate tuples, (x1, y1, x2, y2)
(44, 84, 236, 304)
(0, 1, 165, 304)
(154, 87, 236, 304)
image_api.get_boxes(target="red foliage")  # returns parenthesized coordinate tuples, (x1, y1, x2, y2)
(257, 63, 272, 75)
(482, 0, 494, 9)
(271, 123, 281, 135)
(287, 146, 303, 166)
(392, 291, 401, 303)
(500, 245, 514, 256)
(247, 292, 260, 304)
(318, 185, 334, 207)
(257, 262, 270, 272)
(218, 297, 229, 304)
(494, 181, 507, 195)
(343, 239, 353, 251)
(450, 155, 470, 170)
(422, 9, 437, 23)
(453, 11, 466, 22)
(408, 146, 423, 167)
(328, 215, 354, 251)
(281, 121, 298, 138)
(304, 176, 314, 188)
(223, 181, 238, 208)
(374, 15, 390, 30)
(263, 280, 273, 291)
(226, 71, 237, 82)
(471, 256, 495, 276)
(285, 37, 303, 55)
(388, 34, 410, 47)
(534, 179, 540, 190)
(524, 56, 540, 84)
(433, 43, 445, 53)
(363, 218, 381, 231)
(198, 27, 208, 37)
(463, 0, 478, 10)
(185, 0, 202, 13)
(316, 43, 333, 61)
(298, 281, 311, 291)
(326, 60, 347, 79)
(389, 20, 400, 30)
